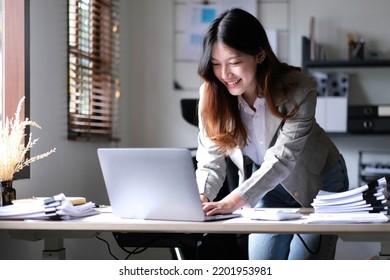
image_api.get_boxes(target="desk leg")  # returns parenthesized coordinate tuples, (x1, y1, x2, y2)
(379, 241, 390, 260)
(42, 238, 66, 260)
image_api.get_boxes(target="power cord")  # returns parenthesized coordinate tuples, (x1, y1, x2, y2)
(121, 246, 149, 260)
(96, 234, 152, 260)
(96, 234, 120, 260)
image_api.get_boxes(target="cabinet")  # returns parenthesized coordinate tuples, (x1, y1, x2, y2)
(358, 150, 390, 186)
(301, 36, 390, 134)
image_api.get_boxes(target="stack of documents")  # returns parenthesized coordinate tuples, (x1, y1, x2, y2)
(0, 193, 99, 220)
(307, 177, 389, 223)
(312, 177, 388, 214)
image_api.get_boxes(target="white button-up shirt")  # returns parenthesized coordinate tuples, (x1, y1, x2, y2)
(238, 95, 266, 166)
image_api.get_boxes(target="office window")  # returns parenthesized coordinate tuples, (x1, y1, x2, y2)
(67, 0, 120, 141)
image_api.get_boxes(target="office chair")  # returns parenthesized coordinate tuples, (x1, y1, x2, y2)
(179, 98, 249, 260)
(180, 98, 199, 127)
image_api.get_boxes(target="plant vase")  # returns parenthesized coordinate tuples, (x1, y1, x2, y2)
(1, 180, 16, 206)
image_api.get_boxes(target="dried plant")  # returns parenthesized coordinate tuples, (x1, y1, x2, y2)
(0, 97, 56, 181)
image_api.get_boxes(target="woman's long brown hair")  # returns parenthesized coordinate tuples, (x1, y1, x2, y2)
(198, 8, 300, 152)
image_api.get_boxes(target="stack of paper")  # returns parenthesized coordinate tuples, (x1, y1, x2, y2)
(307, 177, 389, 223)
(312, 177, 388, 214)
(0, 193, 99, 220)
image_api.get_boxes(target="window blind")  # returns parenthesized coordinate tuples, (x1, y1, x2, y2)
(68, 0, 120, 141)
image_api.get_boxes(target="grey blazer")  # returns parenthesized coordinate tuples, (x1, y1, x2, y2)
(196, 71, 341, 208)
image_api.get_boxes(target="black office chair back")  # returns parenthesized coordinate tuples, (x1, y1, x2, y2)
(180, 99, 199, 127)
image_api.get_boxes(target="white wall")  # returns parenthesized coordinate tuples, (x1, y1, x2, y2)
(0, 0, 389, 260)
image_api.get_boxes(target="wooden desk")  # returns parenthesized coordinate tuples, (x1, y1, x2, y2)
(1, 210, 390, 259)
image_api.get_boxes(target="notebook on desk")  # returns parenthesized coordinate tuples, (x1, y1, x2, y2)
(97, 148, 240, 222)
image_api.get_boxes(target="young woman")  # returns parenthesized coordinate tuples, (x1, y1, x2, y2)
(196, 8, 349, 259)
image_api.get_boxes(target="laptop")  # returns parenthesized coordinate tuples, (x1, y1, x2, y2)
(97, 148, 241, 222)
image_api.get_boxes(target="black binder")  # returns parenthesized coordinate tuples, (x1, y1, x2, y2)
(348, 105, 390, 133)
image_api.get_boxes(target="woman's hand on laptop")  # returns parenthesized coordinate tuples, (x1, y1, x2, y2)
(202, 193, 246, 216)
(200, 194, 209, 203)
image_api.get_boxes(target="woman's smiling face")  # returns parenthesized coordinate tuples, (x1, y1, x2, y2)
(211, 42, 262, 102)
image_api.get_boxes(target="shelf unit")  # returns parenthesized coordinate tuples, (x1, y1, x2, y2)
(301, 36, 390, 135)
(301, 36, 390, 71)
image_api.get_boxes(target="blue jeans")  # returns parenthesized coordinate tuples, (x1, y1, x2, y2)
(248, 155, 349, 260)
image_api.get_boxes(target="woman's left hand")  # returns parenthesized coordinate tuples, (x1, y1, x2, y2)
(202, 193, 247, 216)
